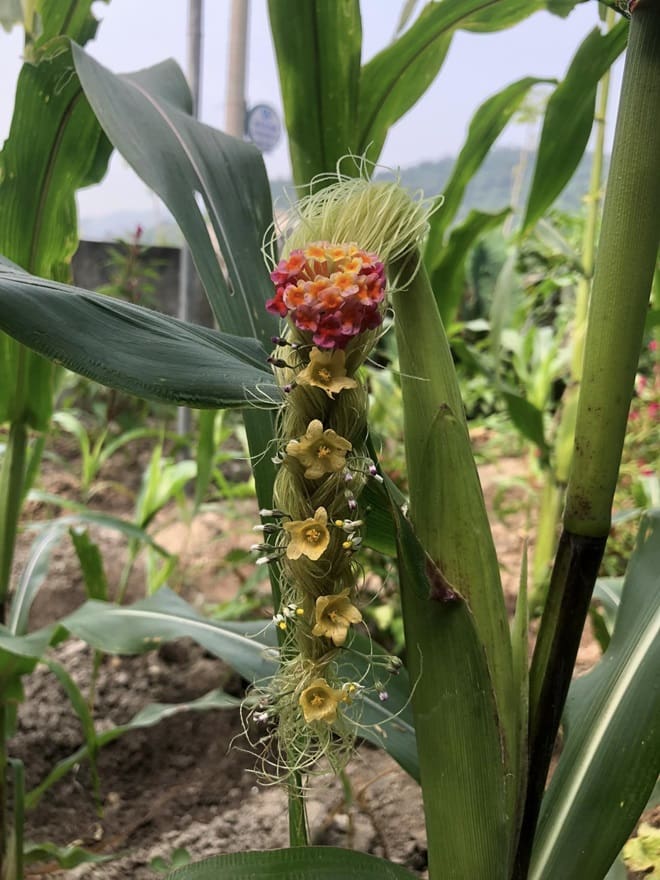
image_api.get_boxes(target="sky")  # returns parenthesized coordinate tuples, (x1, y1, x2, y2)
(0, 0, 623, 228)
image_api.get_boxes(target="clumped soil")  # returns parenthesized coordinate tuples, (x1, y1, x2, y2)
(9, 437, 600, 878)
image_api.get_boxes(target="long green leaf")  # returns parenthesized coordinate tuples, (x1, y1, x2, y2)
(431, 207, 510, 327)
(426, 78, 550, 261)
(522, 20, 628, 234)
(357, 1, 454, 160)
(71, 44, 276, 346)
(166, 848, 417, 880)
(0, 265, 280, 410)
(358, 4, 549, 163)
(0, 7, 112, 429)
(393, 506, 510, 877)
(26, 688, 240, 810)
(69, 43, 280, 603)
(9, 504, 172, 636)
(62, 588, 279, 683)
(530, 510, 660, 880)
(268, 0, 361, 185)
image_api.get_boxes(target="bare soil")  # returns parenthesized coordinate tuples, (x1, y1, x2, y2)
(8, 434, 601, 878)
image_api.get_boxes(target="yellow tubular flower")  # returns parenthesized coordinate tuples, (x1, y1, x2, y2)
(283, 507, 330, 560)
(312, 589, 363, 646)
(286, 419, 352, 480)
(295, 348, 358, 398)
(299, 677, 346, 724)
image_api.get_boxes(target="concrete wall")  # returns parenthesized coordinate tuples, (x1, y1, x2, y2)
(72, 240, 214, 328)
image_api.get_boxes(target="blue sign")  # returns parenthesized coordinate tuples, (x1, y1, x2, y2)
(245, 104, 282, 153)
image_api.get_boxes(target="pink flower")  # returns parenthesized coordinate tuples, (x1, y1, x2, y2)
(267, 242, 386, 350)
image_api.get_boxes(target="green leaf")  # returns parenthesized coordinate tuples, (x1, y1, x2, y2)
(0, 29, 110, 281)
(459, 0, 547, 31)
(530, 510, 660, 880)
(166, 848, 417, 880)
(44, 659, 101, 805)
(62, 588, 279, 683)
(26, 688, 240, 809)
(7, 523, 65, 636)
(0, 624, 59, 692)
(0, 264, 280, 410)
(502, 392, 549, 459)
(426, 77, 550, 259)
(0, 9, 111, 429)
(68, 527, 108, 601)
(430, 208, 510, 328)
(72, 44, 276, 346)
(24, 840, 111, 870)
(357, 1, 453, 160)
(391, 504, 511, 878)
(9, 504, 172, 636)
(268, 0, 361, 185)
(522, 20, 628, 234)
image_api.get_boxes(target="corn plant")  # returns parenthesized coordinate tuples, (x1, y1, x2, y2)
(0, 2, 658, 880)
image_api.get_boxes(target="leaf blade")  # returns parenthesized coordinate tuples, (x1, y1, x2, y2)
(0, 266, 280, 410)
(530, 510, 660, 880)
(166, 847, 417, 880)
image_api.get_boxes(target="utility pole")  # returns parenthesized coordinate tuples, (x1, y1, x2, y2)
(225, 0, 249, 139)
(177, 0, 203, 437)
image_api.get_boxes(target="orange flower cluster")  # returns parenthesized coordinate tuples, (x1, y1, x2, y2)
(267, 242, 386, 350)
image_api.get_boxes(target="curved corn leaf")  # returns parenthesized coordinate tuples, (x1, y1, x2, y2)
(62, 588, 279, 683)
(530, 510, 660, 880)
(522, 20, 628, 234)
(0, 9, 112, 429)
(8, 505, 172, 638)
(430, 207, 510, 328)
(358, 4, 550, 164)
(26, 688, 240, 810)
(71, 43, 276, 346)
(426, 77, 550, 262)
(392, 504, 510, 877)
(357, 1, 454, 160)
(268, 0, 361, 186)
(166, 848, 417, 880)
(0, 264, 280, 410)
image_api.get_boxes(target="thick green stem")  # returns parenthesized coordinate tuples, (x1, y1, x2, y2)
(516, 5, 660, 873)
(564, 2, 660, 537)
(571, 6, 615, 380)
(288, 781, 308, 847)
(532, 9, 615, 605)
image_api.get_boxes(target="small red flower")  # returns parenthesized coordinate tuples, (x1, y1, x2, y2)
(267, 242, 386, 350)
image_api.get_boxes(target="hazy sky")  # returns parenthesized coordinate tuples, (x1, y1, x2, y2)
(0, 0, 623, 227)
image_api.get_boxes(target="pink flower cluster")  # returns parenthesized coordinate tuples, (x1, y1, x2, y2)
(267, 242, 386, 350)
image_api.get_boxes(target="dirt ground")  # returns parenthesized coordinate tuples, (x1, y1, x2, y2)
(8, 434, 603, 878)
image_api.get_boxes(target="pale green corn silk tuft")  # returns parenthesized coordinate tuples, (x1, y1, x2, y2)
(249, 164, 436, 785)
(265, 158, 436, 271)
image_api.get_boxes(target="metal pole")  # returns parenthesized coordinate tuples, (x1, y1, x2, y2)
(225, 0, 249, 139)
(177, 0, 203, 437)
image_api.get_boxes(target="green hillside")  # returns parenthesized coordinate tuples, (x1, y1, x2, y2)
(270, 146, 603, 223)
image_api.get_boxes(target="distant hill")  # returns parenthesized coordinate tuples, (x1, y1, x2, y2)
(270, 146, 602, 222)
(80, 147, 603, 243)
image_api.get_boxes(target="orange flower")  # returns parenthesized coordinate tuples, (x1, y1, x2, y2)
(295, 348, 358, 399)
(299, 677, 346, 724)
(286, 419, 352, 480)
(312, 589, 362, 646)
(283, 507, 330, 560)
